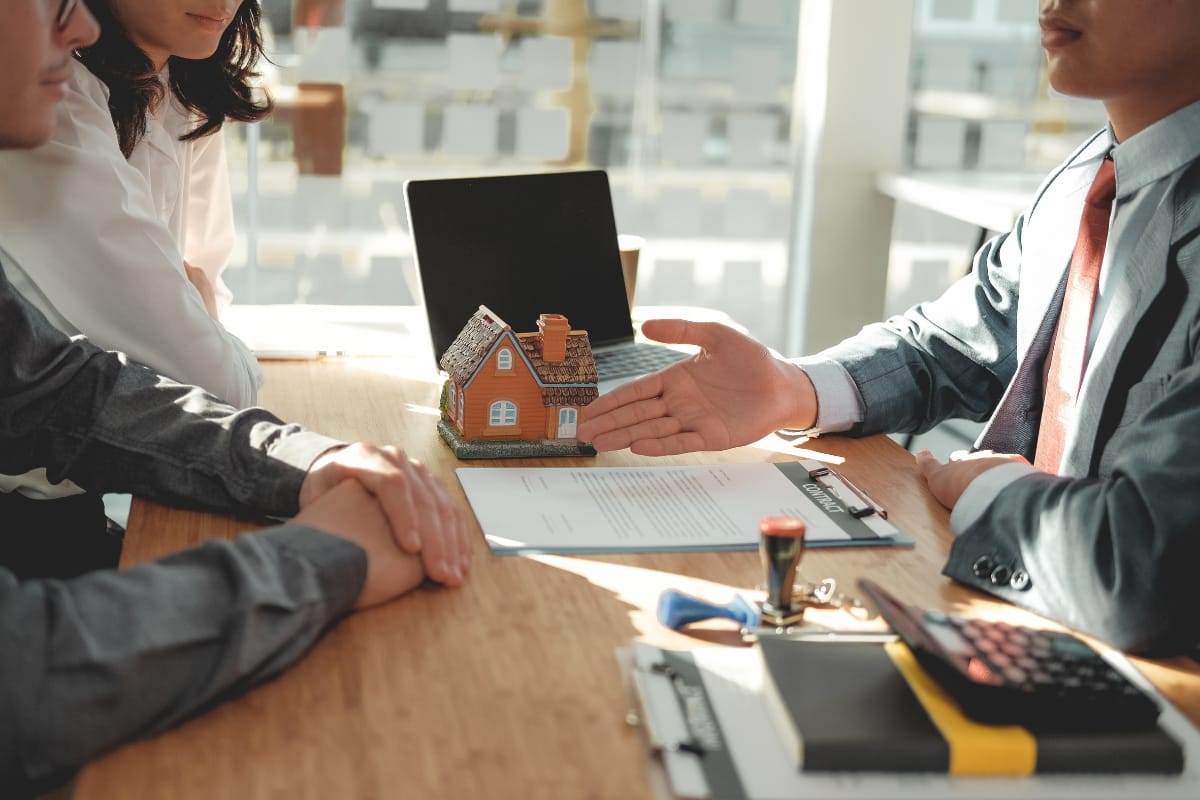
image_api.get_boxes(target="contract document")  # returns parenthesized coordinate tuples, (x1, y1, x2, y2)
(457, 460, 914, 555)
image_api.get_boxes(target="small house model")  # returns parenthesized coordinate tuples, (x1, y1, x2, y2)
(437, 305, 599, 458)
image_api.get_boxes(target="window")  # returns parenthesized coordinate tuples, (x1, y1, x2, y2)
(225, 0, 802, 351)
(489, 400, 517, 427)
(496, 348, 512, 370)
(447, 380, 457, 415)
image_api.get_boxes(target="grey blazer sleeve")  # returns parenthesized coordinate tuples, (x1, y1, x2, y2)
(0, 263, 369, 791)
(816, 217, 1026, 438)
(0, 262, 341, 517)
(944, 357, 1200, 656)
(0, 524, 367, 794)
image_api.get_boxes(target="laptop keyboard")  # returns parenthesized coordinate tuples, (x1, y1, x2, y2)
(592, 344, 688, 381)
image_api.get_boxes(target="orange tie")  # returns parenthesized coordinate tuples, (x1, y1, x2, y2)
(1034, 158, 1117, 473)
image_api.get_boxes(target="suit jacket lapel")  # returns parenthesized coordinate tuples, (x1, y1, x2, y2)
(975, 165, 1093, 455)
(1067, 169, 1200, 474)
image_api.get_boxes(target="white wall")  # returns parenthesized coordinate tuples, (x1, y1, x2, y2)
(784, 0, 914, 355)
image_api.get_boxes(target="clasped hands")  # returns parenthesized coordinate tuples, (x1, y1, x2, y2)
(296, 443, 472, 608)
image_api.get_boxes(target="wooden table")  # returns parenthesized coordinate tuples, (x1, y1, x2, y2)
(74, 358, 1200, 799)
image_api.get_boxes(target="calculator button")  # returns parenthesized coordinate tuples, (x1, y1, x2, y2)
(965, 657, 1003, 686)
(974, 637, 999, 654)
(953, 619, 981, 639)
(1003, 667, 1028, 684)
(999, 641, 1025, 659)
(1050, 635, 1097, 658)
(922, 617, 973, 657)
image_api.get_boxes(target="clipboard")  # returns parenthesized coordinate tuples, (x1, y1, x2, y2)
(458, 460, 914, 556)
(616, 641, 1200, 800)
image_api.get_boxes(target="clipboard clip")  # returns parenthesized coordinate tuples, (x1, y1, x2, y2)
(805, 464, 888, 519)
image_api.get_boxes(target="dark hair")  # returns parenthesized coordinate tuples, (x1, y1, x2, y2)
(76, 1, 273, 158)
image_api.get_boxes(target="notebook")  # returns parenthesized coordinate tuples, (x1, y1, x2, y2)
(404, 170, 687, 392)
(623, 640, 1199, 800)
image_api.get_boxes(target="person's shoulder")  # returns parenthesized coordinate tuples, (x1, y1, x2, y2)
(38, 62, 123, 152)
(66, 60, 112, 107)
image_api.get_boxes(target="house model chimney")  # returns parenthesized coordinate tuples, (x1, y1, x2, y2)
(537, 313, 569, 362)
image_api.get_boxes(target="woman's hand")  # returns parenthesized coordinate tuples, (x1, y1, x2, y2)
(184, 261, 220, 320)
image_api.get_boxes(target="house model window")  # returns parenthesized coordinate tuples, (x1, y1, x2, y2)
(435, 305, 599, 459)
(490, 400, 518, 426)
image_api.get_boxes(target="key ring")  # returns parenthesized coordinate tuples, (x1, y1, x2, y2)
(759, 575, 872, 620)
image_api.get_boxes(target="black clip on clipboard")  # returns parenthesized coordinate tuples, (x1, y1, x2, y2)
(800, 459, 888, 520)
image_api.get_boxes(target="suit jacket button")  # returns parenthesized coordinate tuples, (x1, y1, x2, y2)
(972, 556, 993, 578)
(1009, 570, 1031, 591)
(989, 564, 1012, 586)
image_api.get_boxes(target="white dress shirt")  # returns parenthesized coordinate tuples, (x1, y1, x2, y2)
(0, 61, 262, 499)
(0, 61, 262, 407)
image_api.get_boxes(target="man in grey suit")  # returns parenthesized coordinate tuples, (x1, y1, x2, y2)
(1, 1, 471, 795)
(579, 0, 1200, 656)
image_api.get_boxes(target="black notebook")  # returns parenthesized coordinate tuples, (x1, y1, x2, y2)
(758, 637, 1184, 775)
(626, 640, 1197, 800)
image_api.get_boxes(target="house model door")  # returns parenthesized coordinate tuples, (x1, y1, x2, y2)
(558, 408, 578, 439)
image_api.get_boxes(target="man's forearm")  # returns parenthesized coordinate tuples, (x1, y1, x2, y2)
(0, 525, 366, 794)
(0, 263, 340, 516)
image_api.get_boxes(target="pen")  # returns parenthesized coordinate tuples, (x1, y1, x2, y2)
(253, 349, 347, 360)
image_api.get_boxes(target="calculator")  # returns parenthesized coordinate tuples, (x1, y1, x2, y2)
(858, 579, 1162, 733)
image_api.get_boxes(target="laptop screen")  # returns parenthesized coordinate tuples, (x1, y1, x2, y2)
(405, 170, 634, 362)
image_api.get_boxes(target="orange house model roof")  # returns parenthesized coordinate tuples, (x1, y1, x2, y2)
(437, 305, 598, 458)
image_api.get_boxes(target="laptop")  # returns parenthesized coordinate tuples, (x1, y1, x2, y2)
(404, 170, 687, 393)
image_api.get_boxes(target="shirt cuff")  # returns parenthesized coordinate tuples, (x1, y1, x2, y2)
(267, 431, 346, 474)
(790, 357, 865, 434)
(949, 461, 1039, 534)
(256, 524, 368, 617)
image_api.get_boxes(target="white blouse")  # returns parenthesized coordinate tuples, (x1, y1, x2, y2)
(0, 60, 262, 409)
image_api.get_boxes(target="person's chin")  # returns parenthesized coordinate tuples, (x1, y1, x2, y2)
(1, 119, 55, 150)
(1044, 60, 1091, 99)
(175, 38, 225, 62)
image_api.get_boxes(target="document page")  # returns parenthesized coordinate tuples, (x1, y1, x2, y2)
(456, 461, 910, 555)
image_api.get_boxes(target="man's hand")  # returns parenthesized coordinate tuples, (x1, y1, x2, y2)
(576, 320, 818, 455)
(299, 443, 472, 586)
(915, 448, 1029, 509)
(292, 479, 427, 609)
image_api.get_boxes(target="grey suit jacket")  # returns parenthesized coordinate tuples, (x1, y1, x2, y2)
(819, 136, 1200, 655)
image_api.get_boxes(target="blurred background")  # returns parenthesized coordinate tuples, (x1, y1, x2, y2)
(223, 0, 1107, 453)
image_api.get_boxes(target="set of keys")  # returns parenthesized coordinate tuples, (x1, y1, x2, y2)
(657, 516, 886, 642)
